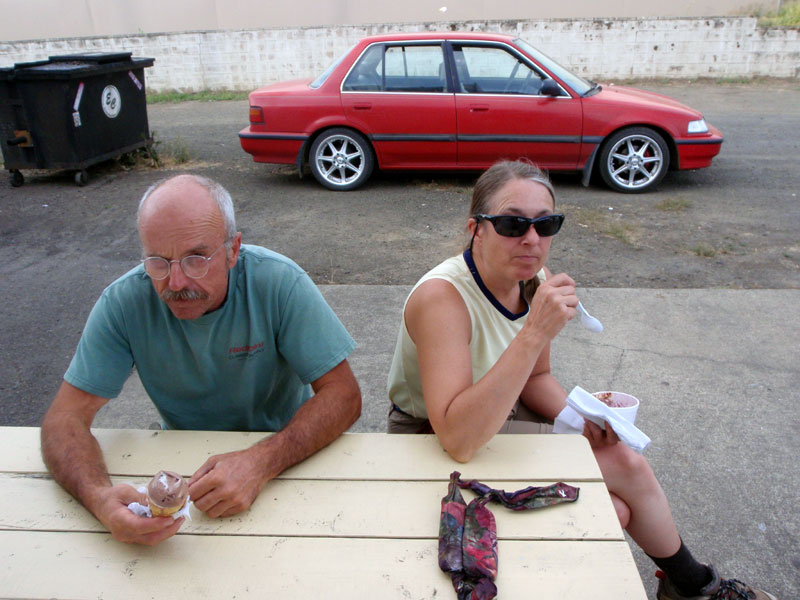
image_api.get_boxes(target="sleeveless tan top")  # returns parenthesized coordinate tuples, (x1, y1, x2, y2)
(387, 250, 545, 419)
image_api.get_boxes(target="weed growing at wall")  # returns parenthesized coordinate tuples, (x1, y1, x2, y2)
(146, 90, 249, 103)
(756, 0, 800, 26)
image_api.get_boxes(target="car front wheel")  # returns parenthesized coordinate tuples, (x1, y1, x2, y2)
(598, 127, 670, 193)
(309, 128, 374, 191)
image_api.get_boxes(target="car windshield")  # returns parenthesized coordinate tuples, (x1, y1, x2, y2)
(513, 38, 594, 95)
(310, 45, 355, 89)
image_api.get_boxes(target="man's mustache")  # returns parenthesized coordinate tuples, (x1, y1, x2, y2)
(160, 288, 209, 302)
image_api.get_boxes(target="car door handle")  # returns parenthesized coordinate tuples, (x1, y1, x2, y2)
(469, 104, 489, 112)
(353, 103, 372, 110)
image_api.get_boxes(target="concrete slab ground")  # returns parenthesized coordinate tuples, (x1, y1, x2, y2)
(96, 285, 800, 599)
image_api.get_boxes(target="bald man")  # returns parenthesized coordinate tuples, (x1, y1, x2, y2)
(41, 174, 361, 545)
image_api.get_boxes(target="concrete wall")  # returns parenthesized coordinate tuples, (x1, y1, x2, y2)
(1, 18, 797, 93)
(0, 0, 781, 41)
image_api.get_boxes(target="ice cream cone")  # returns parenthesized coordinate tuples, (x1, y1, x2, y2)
(146, 470, 188, 517)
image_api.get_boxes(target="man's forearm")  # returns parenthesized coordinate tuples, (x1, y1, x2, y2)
(253, 363, 361, 480)
(41, 411, 112, 516)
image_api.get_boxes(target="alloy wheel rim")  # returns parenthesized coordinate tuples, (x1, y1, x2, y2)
(315, 135, 364, 186)
(607, 134, 663, 190)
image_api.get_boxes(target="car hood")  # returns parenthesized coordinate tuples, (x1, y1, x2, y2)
(592, 84, 702, 117)
(250, 78, 315, 96)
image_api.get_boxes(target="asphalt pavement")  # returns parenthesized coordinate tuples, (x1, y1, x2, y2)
(1, 82, 798, 599)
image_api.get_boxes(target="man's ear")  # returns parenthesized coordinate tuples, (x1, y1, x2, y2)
(227, 232, 243, 267)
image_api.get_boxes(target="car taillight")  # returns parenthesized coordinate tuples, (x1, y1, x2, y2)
(249, 106, 264, 124)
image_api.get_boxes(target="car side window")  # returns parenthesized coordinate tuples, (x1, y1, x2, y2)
(384, 45, 446, 92)
(454, 45, 546, 95)
(343, 45, 384, 91)
(343, 44, 446, 93)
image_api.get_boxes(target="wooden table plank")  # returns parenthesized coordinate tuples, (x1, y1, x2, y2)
(0, 531, 647, 599)
(0, 427, 604, 481)
(0, 473, 624, 541)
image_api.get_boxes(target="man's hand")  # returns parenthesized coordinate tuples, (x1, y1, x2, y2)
(187, 360, 360, 519)
(583, 420, 621, 449)
(188, 448, 268, 518)
(94, 483, 184, 545)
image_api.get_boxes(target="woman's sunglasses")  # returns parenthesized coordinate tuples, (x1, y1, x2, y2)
(474, 213, 565, 238)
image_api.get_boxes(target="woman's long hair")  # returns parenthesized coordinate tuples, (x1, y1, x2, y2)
(467, 160, 556, 302)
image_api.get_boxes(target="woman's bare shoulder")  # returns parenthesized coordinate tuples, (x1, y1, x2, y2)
(410, 277, 462, 303)
(405, 278, 470, 341)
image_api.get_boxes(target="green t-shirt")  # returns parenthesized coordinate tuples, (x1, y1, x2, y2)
(65, 245, 356, 431)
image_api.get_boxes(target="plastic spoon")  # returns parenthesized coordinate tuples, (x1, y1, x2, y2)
(577, 301, 603, 333)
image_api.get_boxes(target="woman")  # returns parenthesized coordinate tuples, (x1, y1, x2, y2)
(387, 160, 775, 600)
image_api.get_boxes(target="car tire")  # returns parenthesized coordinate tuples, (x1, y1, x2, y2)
(309, 128, 374, 191)
(598, 127, 670, 193)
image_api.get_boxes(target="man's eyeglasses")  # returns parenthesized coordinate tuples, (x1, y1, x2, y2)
(142, 242, 228, 280)
(474, 213, 565, 238)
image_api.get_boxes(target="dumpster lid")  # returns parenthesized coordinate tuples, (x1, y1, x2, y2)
(48, 52, 133, 64)
(1, 53, 154, 80)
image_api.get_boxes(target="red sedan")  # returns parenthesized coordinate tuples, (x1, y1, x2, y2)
(240, 32, 723, 193)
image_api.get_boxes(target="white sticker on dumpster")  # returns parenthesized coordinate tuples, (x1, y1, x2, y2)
(73, 82, 84, 128)
(102, 85, 122, 118)
(73, 82, 84, 112)
(128, 70, 143, 90)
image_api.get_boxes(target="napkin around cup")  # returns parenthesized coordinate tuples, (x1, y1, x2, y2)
(553, 386, 651, 453)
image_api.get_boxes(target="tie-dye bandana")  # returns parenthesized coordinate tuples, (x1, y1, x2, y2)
(438, 471, 580, 599)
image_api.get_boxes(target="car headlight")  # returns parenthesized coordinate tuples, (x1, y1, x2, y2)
(688, 119, 708, 134)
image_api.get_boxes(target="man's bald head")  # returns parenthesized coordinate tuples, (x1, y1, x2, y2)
(138, 174, 236, 243)
(136, 174, 242, 320)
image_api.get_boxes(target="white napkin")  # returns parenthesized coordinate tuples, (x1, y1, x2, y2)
(553, 386, 651, 453)
(127, 485, 192, 521)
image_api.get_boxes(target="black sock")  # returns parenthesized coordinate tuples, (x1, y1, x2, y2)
(647, 540, 712, 595)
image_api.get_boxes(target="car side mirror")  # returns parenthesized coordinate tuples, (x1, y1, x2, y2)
(540, 79, 562, 97)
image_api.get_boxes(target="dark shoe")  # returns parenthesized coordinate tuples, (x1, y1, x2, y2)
(655, 564, 777, 600)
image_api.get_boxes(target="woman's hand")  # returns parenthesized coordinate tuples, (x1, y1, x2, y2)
(520, 272, 578, 345)
(583, 420, 621, 448)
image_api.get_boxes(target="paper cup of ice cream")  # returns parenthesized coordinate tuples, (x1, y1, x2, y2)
(592, 391, 640, 424)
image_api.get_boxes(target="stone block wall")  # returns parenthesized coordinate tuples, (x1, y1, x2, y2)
(1, 18, 797, 93)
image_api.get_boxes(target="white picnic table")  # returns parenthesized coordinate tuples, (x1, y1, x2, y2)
(0, 426, 647, 598)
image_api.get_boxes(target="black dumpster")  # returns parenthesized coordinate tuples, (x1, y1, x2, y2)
(0, 51, 155, 186)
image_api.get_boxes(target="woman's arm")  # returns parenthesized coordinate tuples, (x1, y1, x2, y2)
(407, 273, 576, 462)
(520, 346, 623, 449)
(519, 342, 569, 421)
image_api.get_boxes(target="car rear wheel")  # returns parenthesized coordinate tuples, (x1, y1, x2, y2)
(309, 128, 374, 191)
(598, 127, 670, 193)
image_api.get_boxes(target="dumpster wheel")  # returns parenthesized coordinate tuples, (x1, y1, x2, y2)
(74, 170, 89, 186)
(10, 170, 24, 187)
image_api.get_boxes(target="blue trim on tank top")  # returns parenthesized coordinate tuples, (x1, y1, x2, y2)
(462, 249, 529, 321)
